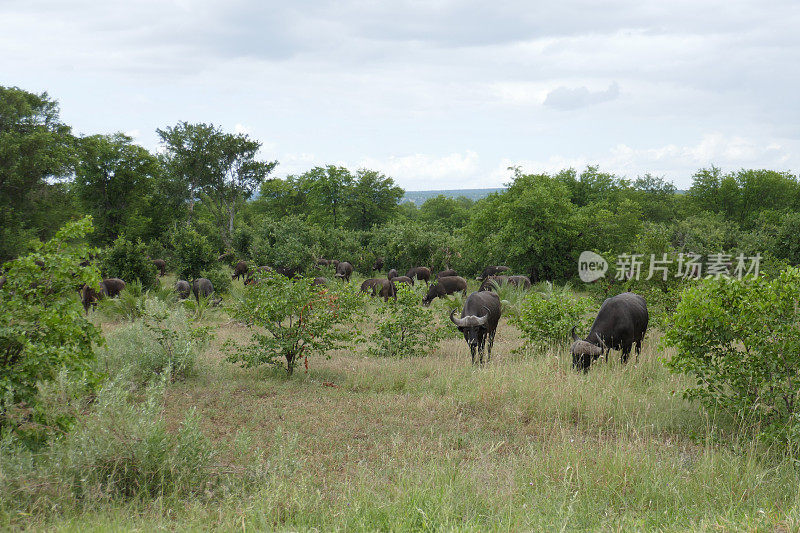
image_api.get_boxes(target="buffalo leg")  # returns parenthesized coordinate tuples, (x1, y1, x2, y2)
(470, 345, 476, 365)
(487, 330, 496, 362)
(634, 340, 642, 363)
(621, 343, 632, 364)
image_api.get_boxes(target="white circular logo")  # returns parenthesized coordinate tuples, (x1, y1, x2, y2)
(578, 251, 608, 282)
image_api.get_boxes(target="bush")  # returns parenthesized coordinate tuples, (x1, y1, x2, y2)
(200, 264, 233, 295)
(171, 225, 216, 280)
(663, 269, 800, 446)
(226, 273, 362, 375)
(0, 375, 215, 514)
(369, 284, 444, 358)
(100, 299, 210, 386)
(0, 217, 103, 435)
(98, 279, 178, 321)
(511, 283, 593, 348)
(100, 236, 158, 288)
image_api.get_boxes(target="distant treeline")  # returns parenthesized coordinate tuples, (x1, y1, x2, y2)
(3, 84, 800, 282)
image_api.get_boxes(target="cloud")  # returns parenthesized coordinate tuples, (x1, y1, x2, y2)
(543, 82, 620, 110)
(356, 152, 481, 190)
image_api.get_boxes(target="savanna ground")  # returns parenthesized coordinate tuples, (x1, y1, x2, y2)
(23, 274, 800, 531)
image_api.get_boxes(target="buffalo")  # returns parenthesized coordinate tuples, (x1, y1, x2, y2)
(245, 266, 272, 285)
(175, 279, 191, 299)
(450, 291, 502, 365)
(80, 278, 126, 314)
(571, 292, 649, 372)
(373, 279, 396, 301)
(479, 275, 531, 292)
(274, 265, 302, 278)
(436, 269, 457, 279)
(476, 265, 510, 281)
(391, 275, 413, 287)
(192, 278, 214, 302)
(335, 261, 353, 282)
(360, 278, 381, 294)
(387, 268, 399, 280)
(373, 257, 385, 271)
(80, 285, 100, 314)
(232, 261, 249, 280)
(406, 266, 431, 286)
(101, 278, 126, 297)
(422, 276, 467, 306)
(312, 277, 328, 286)
(152, 259, 166, 277)
(317, 258, 330, 268)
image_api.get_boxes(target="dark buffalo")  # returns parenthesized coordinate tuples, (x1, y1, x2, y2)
(274, 265, 302, 278)
(312, 277, 328, 286)
(450, 291, 502, 365)
(476, 265, 510, 281)
(372, 279, 396, 301)
(422, 276, 467, 306)
(316, 258, 330, 269)
(175, 279, 191, 299)
(192, 278, 214, 302)
(436, 269, 457, 279)
(406, 266, 431, 286)
(387, 268, 399, 280)
(373, 257, 385, 271)
(479, 275, 531, 292)
(360, 278, 381, 294)
(152, 259, 166, 277)
(391, 275, 413, 287)
(330, 260, 340, 269)
(334, 261, 353, 282)
(571, 292, 649, 372)
(232, 261, 249, 281)
(101, 278, 126, 297)
(80, 284, 101, 314)
(245, 266, 272, 285)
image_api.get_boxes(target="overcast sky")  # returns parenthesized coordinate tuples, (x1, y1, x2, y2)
(2, 0, 799, 190)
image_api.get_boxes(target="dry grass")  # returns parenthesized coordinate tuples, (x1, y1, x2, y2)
(25, 276, 800, 531)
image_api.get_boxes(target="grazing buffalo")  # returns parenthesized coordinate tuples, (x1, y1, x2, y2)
(436, 269, 457, 279)
(450, 291, 502, 365)
(192, 278, 214, 302)
(406, 266, 431, 286)
(317, 258, 330, 268)
(479, 275, 531, 292)
(245, 266, 272, 285)
(476, 265, 510, 281)
(175, 280, 191, 299)
(373, 257, 385, 271)
(391, 275, 413, 287)
(274, 265, 302, 278)
(232, 261, 249, 280)
(330, 260, 340, 269)
(571, 292, 649, 372)
(360, 278, 381, 294)
(152, 259, 166, 277)
(422, 276, 467, 306)
(101, 278, 126, 297)
(81, 284, 101, 314)
(387, 268, 399, 280)
(334, 261, 353, 282)
(312, 277, 328, 286)
(373, 279, 396, 301)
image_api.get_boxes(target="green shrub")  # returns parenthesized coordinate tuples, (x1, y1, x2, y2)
(0, 217, 103, 435)
(98, 280, 177, 321)
(511, 283, 593, 348)
(100, 299, 210, 386)
(663, 269, 800, 446)
(100, 236, 158, 288)
(369, 284, 444, 358)
(200, 264, 233, 295)
(171, 225, 216, 280)
(226, 273, 362, 375)
(0, 375, 215, 514)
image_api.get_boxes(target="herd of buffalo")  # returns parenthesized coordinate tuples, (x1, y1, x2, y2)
(74, 256, 649, 371)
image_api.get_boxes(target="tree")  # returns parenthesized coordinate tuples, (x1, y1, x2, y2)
(418, 195, 473, 230)
(158, 122, 277, 248)
(0, 86, 77, 260)
(301, 165, 353, 228)
(74, 133, 160, 244)
(345, 169, 404, 230)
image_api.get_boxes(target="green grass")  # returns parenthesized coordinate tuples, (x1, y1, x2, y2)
(4, 274, 800, 531)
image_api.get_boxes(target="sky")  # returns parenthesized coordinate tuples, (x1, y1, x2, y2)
(2, 0, 799, 190)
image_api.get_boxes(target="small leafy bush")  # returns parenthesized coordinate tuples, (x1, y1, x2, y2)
(200, 264, 232, 295)
(171, 225, 216, 280)
(663, 269, 800, 446)
(369, 284, 444, 358)
(99, 280, 177, 321)
(511, 283, 593, 348)
(226, 273, 362, 375)
(100, 236, 158, 288)
(100, 299, 210, 386)
(0, 217, 103, 435)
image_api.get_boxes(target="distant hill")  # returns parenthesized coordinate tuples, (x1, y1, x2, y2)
(401, 188, 505, 205)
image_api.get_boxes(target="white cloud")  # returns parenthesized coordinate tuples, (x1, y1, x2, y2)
(356, 152, 481, 190)
(543, 82, 620, 110)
